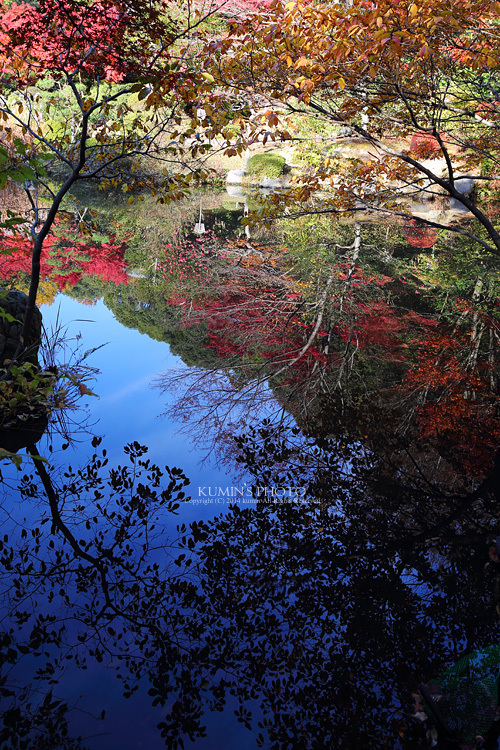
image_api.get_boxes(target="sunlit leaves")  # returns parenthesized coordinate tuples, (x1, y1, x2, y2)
(206, 0, 500, 251)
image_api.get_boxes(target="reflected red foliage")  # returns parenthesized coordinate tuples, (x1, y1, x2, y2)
(0, 230, 128, 290)
(403, 220, 438, 249)
(186, 287, 313, 361)
(169, 262, 438, 383)
(403, 329, 500, 476)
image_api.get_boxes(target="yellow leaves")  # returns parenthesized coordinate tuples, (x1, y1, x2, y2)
(409, 3, 418, 17)
(338, 77, 345, 91)
(294, 76, 315, 96)
(201, 72, 215, 84)
(294, 56, 310, 69)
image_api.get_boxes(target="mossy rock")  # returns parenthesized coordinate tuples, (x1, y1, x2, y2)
(0, 290, 42, 368)
(246, 153, 288, 179)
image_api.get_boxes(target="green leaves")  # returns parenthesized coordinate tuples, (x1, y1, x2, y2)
(0, 448, 23, 469)
(7, 164, 36, 183)
(0, 138, 51, 190)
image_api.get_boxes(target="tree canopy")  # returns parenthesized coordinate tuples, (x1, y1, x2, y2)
(209, 0, 500, 251)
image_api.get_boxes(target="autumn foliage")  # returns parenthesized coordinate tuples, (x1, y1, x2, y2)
(0, 0, 174, 83)
(171, 284, 321, 369)
(404, 328, 500, 476)
(408, 132, 443, 159)
(403, 220, 438, 249)
(0, 228, 129, 291)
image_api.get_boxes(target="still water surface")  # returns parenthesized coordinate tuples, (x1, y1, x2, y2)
(2, 190, 500, 749)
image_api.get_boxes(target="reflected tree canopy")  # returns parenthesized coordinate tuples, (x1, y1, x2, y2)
(2, 193, 500, 750)
(2, 424, 500, 748)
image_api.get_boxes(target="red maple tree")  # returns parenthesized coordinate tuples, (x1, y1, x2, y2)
(0, 0, 173, 83)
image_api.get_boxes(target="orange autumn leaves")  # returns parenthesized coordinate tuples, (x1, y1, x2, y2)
(215, 0, 500, 99)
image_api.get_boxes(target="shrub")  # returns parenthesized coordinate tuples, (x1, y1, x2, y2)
(403, 219, 438, 249)
(246, 153, 287, 179)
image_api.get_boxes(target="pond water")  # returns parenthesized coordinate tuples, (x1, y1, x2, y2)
(2, 186, 500, 750)
(38, 293, 252, 518)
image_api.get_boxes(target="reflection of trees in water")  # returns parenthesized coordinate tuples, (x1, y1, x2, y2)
(0, 221, 129, 294)
(102, 282, 223, 369)
(4, 214, 500, 747)
(194, 426, 500, 747)
(149, 219, 500, 484)
(0, 440, 198, 749)
(2, 429, 500, 748)
(43, 210, 500, 482)
(61, 186, 276, 270)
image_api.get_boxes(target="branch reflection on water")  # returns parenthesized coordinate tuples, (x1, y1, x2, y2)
(3, 199, 500, 748)
(2, 416, 500, 748)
